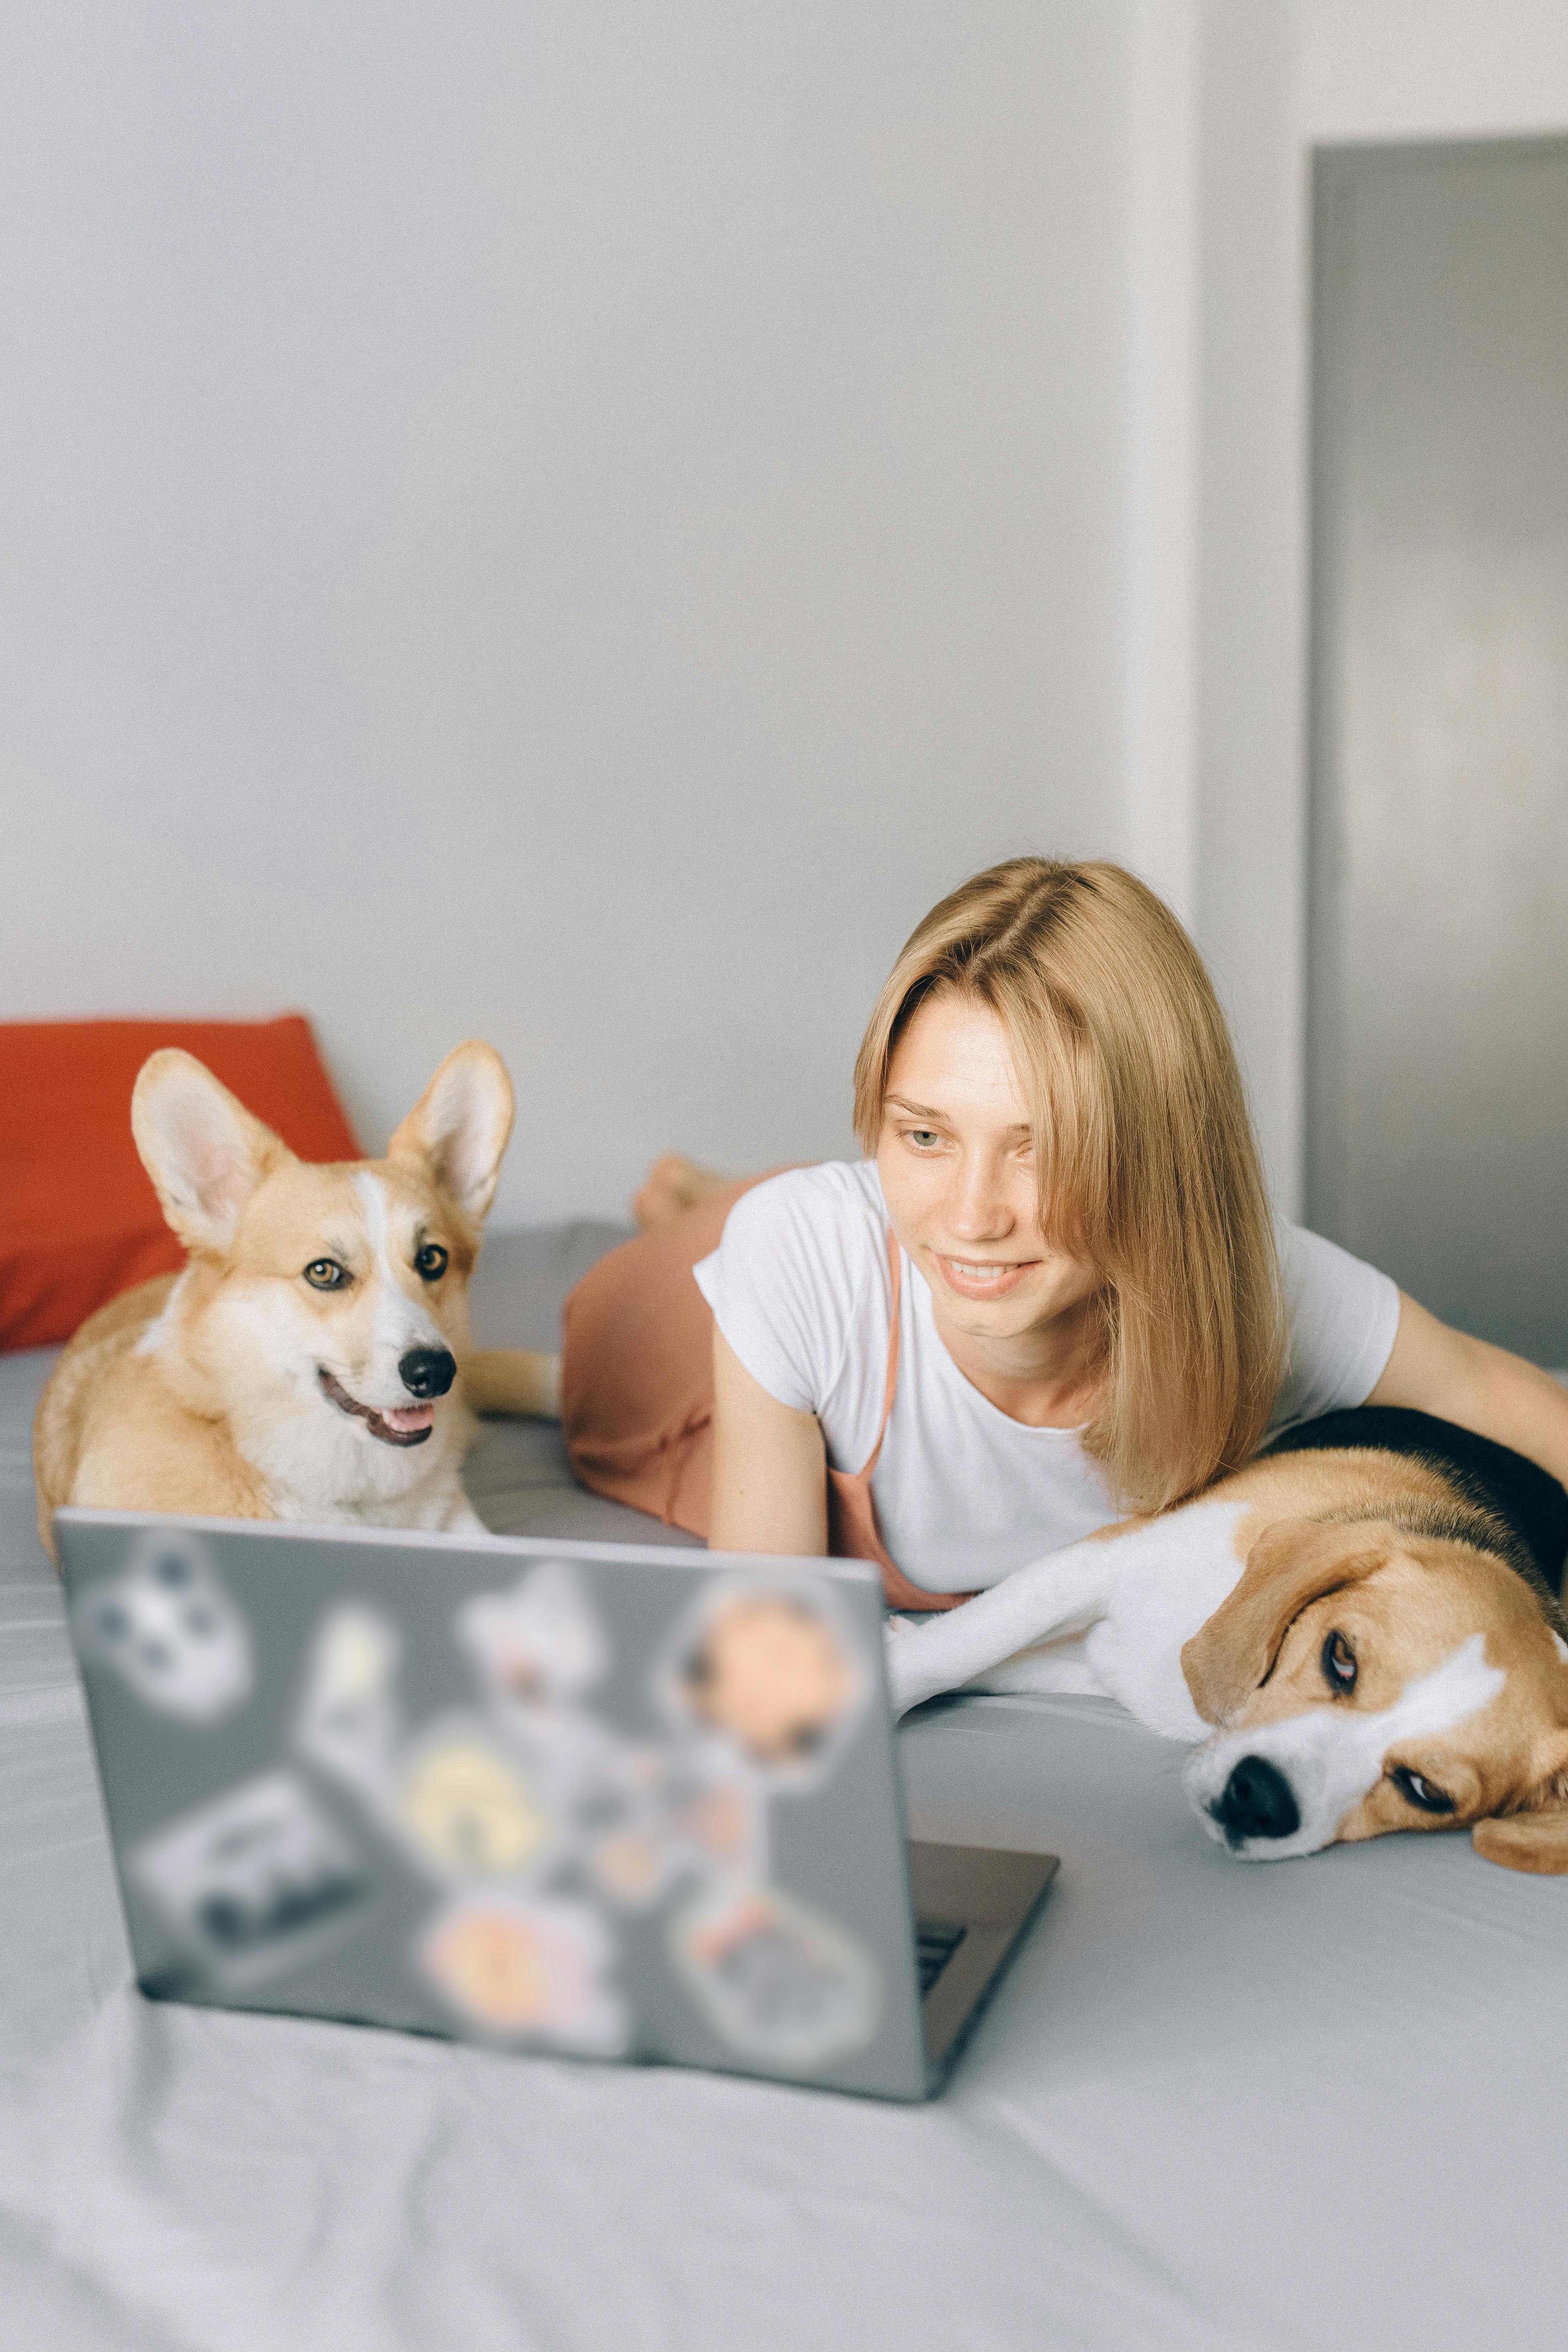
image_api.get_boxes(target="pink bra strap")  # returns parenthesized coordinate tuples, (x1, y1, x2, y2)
(856, 1227, 903, 1482)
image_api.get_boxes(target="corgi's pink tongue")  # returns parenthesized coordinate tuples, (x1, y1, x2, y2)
(381, 1404, 436, 1433)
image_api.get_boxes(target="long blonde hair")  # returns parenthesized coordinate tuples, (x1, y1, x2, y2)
(852, 858, 1283, 1513)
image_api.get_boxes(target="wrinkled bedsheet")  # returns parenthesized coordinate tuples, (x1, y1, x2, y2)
(2, 1227, 1566, 2352)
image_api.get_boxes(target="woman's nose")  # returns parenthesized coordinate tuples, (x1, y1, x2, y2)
(944, 1160, 1013, 1242)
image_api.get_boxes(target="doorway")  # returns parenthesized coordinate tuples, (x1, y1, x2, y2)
(1308, 135, 1568, 1363)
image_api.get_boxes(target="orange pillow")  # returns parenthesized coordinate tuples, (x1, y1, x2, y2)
(0, 1015, 361, 1352)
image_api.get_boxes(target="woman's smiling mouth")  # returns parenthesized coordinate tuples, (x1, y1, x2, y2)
(933, 1254, 1036, 1301)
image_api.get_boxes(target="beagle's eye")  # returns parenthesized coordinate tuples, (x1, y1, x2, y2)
(1389, 1765, 1455, 1816)
(303, 1259, 350, 1291)
(414, 1243, 449, 1283)
(1321, 1629, 1358, 1696)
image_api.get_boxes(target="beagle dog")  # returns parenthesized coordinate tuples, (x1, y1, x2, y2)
(886, 1408, 1568, 1872)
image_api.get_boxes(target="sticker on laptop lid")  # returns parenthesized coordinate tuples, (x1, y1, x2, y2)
(669, 1884, 882, 2069)
(660, 1756, 767, 1888)
(75, 1530, 251, 1722)
(391, 1718, 555, 1882)
(457, 1560, 608, 1724)
(570, 1747, 682, 1909)
(294, 1603, 403, 1799)
(417, 1891, 628, 2053)
(659, 1580, 870, 1788)
(132, 1771, 365, 1984)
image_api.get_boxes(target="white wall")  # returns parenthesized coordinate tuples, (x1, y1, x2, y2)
(1194, 2, 1303, 1208)
(17, 2, 1555, 1231)
(1297, 0, 1568, 142)
(1115, 0, 1307, 1208)
(0, 3, 1137, 1226)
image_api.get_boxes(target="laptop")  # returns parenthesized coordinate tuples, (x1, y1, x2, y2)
(57, 1509, 1056, 2102)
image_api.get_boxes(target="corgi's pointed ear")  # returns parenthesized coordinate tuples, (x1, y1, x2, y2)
(132, 1051, 291, 1256)
(1181, 1516, 1394, 1726)
(388, 1042, 514, 1225)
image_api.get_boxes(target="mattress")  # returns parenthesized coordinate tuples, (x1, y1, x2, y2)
(2, 1227, 1565, 2351)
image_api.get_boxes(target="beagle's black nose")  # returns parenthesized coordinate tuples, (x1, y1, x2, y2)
(399, 1348, 457, 1400)
(1214, 1755, 1300, 1844)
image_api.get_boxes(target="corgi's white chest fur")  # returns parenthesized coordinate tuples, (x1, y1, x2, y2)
(230, 1381, 480, 1530)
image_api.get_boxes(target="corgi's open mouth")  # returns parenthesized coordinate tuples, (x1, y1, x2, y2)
(317, 1368, 436, 1447)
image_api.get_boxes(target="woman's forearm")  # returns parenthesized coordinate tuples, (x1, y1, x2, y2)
(1368, 1291, 1568, 1489)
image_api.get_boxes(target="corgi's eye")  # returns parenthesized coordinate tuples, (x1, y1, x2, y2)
(1321, 1629, 1358, 1696)
(303, 1259, 350, 1291)
(1389, 1765, 1455, 1816)
(414, 1243, 449, 1283)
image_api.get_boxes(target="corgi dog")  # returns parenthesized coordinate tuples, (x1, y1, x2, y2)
(34, 1042, 554, 1561)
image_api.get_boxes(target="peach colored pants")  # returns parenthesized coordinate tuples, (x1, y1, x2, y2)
(561, 1178, 970, 1611)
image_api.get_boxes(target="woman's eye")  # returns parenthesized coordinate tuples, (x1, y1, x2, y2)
(906, 1129, 941, 1150)
(1389, 1765, 1455, 1816)
(303, 1259, 349, 1291)
(1321, 1629, 1358, 1696)
(414, 1243, 449, 1283)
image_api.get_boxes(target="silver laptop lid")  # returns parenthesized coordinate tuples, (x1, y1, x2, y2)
(58, 1510, 931, 2101)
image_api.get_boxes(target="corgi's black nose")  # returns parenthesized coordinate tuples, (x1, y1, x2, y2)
(399, 1348, 456, 1399)
(1214, 1755, 1300, 1844)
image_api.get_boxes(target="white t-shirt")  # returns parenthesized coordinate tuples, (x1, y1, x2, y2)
(693, 1160, 1401, 1596)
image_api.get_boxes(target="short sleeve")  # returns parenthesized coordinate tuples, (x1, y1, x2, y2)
(692, 1166, 881, 1415)
(1269, 1222, 1402, 1433)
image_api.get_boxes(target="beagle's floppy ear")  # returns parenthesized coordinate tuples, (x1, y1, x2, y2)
(1180, 1516, 1393, 1726)
(1473, 1806, 1568, 1873)
(132, 1051, 292, 1257)
(388, 1041, 515, 1225)
(1474, 1719, 1568, 1872)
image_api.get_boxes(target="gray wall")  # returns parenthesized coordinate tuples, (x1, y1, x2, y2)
(1308, 138, 1568, 1361)
(1, 4, 1134, 1225)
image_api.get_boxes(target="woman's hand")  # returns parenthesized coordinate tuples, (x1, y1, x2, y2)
(707, 1328, 829, 1555)
(1368, 1292, 1568, 1489)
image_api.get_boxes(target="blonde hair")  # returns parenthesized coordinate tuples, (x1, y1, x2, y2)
(852, 858, 1283, 1513)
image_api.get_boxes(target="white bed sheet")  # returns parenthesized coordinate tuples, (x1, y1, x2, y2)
(3, 1233, 1567, 2352)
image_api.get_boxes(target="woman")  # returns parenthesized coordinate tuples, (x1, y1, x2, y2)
(549, 858, 1568, 1607)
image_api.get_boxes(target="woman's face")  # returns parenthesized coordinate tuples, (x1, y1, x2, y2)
(875, 991, 1101, 1345)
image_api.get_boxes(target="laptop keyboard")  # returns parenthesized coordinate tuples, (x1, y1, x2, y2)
(915, 1922, 967, 1996)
